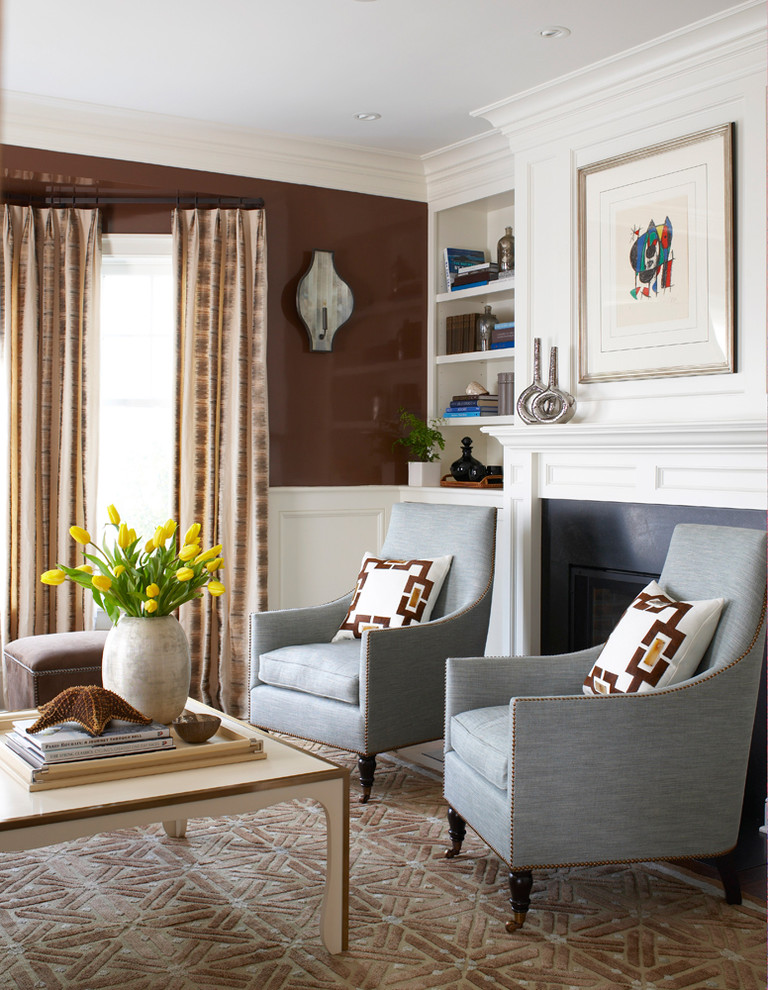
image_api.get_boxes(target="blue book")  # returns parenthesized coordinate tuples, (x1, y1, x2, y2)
(443, 248, 486, 291)
(444, 409, 498, 417)
(450, 280, 489, 292)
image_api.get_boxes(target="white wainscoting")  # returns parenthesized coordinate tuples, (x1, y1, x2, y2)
(268, 487, 399, 611)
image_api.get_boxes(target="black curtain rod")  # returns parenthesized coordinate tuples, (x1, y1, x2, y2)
(1, 193, 265, 209)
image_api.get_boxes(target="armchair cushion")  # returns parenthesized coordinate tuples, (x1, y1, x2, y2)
(451, 706, 509, 790)
(332, 552, 452, 641)
(583, 580, 724, 696)
(259, 640, 361, 704)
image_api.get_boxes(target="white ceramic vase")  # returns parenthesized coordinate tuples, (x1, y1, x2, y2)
(102, 615, 191, 724)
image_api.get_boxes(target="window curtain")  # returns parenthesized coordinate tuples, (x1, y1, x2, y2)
(172, 208, 268, 718)
(0, 206, 101, 643)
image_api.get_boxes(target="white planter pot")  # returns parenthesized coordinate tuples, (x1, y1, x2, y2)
(408, 461, 442, 487)
(102, 615, 192, 724)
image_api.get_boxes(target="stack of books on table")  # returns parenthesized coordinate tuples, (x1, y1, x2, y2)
(5, 717, 175, 770)
(444, 394, 499, 418)
(491, 322, 515, 349)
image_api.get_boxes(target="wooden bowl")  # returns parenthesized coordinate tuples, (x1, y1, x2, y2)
(172, 710, 221, 743)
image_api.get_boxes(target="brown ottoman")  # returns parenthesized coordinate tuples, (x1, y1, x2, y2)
(3, 631, 108, 710)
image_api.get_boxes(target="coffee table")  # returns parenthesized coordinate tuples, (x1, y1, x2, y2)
(0, 699, 349, 954)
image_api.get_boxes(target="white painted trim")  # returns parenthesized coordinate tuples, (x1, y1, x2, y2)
(267, 486, 401, 611)
(484, 420, 767, 455)
(2, 5, 762, 207)
(1, 92, 428, 203)
(484, 419, 766, 655)
(472, 2, 765, 145)
(102, 234, 173, 257)
(422, 2, 765, 203)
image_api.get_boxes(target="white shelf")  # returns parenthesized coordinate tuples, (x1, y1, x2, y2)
(437, 349, 514, 366)
(430, 188, 515, 470)
(436, 278, 515, 304)
(442, 415, 515, 426)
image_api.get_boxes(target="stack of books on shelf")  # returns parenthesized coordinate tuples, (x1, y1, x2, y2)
(443, 248, 486, 291)
(444, 394, 499, 418)
(445, 313, 481, 354)
(451, 262, 499, 291)
(491, 321, 515, 349)
(5, 717, 175, 770)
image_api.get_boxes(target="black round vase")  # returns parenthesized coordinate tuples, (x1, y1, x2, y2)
(450, 437, 486, 483)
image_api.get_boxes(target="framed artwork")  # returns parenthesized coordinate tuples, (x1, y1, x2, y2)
(578, 123, 734, 383)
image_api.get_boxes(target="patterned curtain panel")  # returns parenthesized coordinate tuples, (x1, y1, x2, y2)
(0, 206, 101, 642)
(172, 208, 268, 717)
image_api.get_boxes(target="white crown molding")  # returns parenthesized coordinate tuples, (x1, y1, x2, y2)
(471, 1, 766, 148)
(1, 92, 429, 202)
(421, 129, 514, 209)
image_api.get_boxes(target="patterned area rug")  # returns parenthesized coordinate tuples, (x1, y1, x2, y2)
(0, 747, 764, 990)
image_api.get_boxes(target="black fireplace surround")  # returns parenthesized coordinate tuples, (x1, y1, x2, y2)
(540, 499, 767, 838)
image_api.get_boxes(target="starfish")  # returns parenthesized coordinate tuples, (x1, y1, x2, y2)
(26, 685, 153, 737)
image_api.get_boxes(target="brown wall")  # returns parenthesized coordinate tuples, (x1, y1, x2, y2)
(2, 146, 428, 487)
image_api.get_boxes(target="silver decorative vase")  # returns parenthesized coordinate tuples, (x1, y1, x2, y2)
(102, 615, 191, 724)
(497, 226, 515, 272)
(476, 304, 497, 351)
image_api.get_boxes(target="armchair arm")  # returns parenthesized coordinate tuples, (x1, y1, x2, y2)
(445, 647, 602, 731)
(360, 596, 493, 752)
(508, 657, 757, 866)
(249, 593, 352, 689)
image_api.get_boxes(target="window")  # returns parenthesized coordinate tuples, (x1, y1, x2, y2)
(98, 235, 174, 541)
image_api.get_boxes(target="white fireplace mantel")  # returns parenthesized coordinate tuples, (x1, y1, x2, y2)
(483, 419, 767, 655)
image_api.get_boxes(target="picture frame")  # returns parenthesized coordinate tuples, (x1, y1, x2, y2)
(577, 123, 734, 383)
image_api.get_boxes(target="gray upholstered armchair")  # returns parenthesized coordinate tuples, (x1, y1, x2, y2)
(443, 523, 766, 930)
(249, 501, 497, 801)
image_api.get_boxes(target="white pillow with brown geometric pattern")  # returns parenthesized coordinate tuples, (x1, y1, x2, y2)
(582, 580, 724, 695)
(332, 553, 453, 642)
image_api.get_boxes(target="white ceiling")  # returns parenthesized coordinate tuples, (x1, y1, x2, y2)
(1, 0, 752, 158)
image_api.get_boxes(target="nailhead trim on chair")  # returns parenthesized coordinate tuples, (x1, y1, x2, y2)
(362, 555, 497, 753)
(505, 590, 767, 872)
(246, 510, 498, 785)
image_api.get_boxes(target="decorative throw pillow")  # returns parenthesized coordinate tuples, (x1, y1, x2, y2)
(583, 580, 724, 696)
(332, 553, 453, 642)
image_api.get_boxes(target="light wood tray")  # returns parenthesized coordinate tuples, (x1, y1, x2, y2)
(0, 710, 266, 792)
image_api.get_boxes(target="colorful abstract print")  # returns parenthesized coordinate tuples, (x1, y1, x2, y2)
(629, 216, 673, 300)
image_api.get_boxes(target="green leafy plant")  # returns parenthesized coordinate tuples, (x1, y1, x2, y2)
(392, 408, 445, 463)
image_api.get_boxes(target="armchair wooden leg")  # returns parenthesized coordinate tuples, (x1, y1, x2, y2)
(714, 852, 742, 905)
(506, 870, 533, 932)
(445, 806, 466, 859)
(357, 754, 376, 803)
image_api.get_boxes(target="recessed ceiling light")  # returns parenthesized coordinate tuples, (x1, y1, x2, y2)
(539, 25, 571, 39)
(353, 112, 381, 121)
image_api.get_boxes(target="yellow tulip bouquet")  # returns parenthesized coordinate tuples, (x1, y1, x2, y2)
(40, 504, 225, 624)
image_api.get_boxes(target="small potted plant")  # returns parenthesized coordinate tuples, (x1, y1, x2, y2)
(392, 407, 445, 487)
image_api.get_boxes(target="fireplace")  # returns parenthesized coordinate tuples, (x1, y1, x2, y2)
(569, 565, 655, 652)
